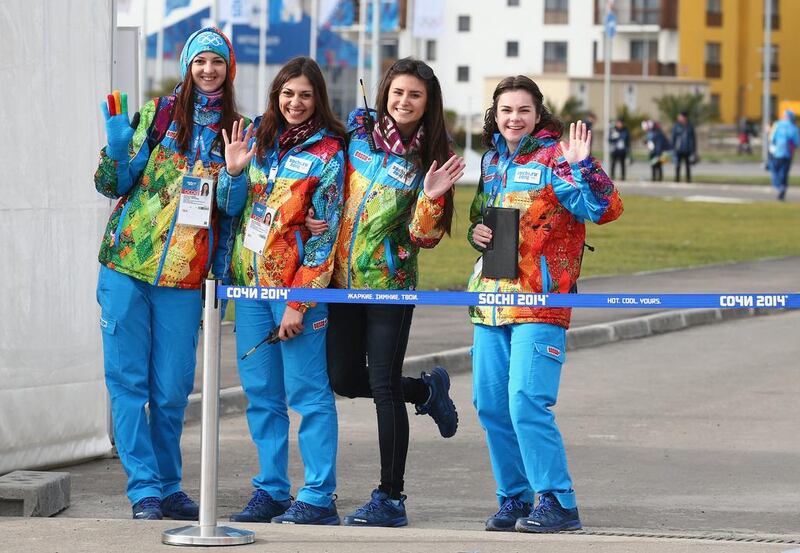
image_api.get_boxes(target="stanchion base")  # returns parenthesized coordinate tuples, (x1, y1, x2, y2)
(162, 524, 255, 546)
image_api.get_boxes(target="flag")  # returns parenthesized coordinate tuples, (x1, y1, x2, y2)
(412, 0, 444, 38)
(165, 0, 191, 17)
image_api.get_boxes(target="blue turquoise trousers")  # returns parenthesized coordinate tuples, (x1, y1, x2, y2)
(97, 265, 200, 504)
(472, 322, 576, 509)
(234, 300, 338, 507)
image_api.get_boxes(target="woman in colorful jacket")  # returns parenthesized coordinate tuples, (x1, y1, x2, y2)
(307, 57, 465, 527)
(468, 76, 623, 533)
(218, 56, 346, 525)
(94, 27, 241, 521)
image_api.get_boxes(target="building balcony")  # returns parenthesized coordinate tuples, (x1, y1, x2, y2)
(705, 63, 721, 79)
(594, 0, 678, 29)
(544, 9, 569, 24)
(543, 61, 568, 74)
(593, 60, 676, 77)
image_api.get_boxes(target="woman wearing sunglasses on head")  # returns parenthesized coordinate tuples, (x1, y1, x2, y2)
(307, 57, 465, 527)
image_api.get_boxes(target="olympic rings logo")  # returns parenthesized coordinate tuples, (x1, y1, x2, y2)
(197, 34, 224, 46)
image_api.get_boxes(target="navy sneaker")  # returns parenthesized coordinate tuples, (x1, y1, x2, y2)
(415, 366, 458, 438)
(161, 491, 199, 520)
(343, 489, 408, 527)
(132, 496, 162, 520)
(485, 497, 533, 531)
(230, 489, 291, 523)
(515, 493, 582, 533)
(272, 499, 340, 525)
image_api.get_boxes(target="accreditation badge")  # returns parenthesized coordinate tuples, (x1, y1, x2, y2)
(243, 202, 277, 255)
(177, 175, 214, 228)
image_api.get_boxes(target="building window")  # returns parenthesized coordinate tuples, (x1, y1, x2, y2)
(709, 93, 720, 118)
(506, 41, 519, 57)
(630, 40, 658, 61)
(705, 42, 721, 79)
(764, 0, 780, 30)
(706, 0, 722, 26)
(631, 0, 660, 25)
(762, 44, 780, 79)
(508, 0, 520, 5)
(544, 0, 569, 24)
(458, 15, 470, 32)
(543, 41, 568, 73)
(457, 65, 470, 82)
(425, 40, 436, 62)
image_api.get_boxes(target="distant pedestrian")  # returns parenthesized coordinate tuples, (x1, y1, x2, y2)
(608, 118, 630, 180)
(672, 111, 696, 182)
(768, 109, 800, 201)
(644, 120, 670, 182)
(737, 117, 753, 155)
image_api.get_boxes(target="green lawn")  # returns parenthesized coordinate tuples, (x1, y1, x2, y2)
(692, 174, 800, 186)
(417, 187, 800, 290)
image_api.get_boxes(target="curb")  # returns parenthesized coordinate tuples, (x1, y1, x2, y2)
(184, 307, 784, 423)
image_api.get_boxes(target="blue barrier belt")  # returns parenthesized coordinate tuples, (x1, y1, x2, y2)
(217, 286, 799, 309)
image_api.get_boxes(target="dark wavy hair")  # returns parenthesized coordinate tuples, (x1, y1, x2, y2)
(255, 56, 346, 160)
(173, 59, 240, 154)
(375, 57, 454, 234)
(482, 75, 563, 148)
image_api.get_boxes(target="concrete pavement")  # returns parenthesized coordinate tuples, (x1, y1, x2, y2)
(7, 309, 800, 552)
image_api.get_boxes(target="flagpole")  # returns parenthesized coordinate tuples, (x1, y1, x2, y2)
(257, 0, 268, 112)
(370, 0, 381, 98)
(357, 0, 367, 101)
(309, 0, 319, 60)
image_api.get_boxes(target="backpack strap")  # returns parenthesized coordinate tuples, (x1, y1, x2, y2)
(146, 95, 177, 152)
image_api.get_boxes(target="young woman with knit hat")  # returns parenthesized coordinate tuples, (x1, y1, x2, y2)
(94, 26, 242, 521)
(218, 56, 346, 525)
(306, 57, 465, 527)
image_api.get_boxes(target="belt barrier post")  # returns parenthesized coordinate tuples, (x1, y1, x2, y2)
(163, 279, 255, 546)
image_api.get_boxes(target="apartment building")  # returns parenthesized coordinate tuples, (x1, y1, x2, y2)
(678, 0, 800, 124)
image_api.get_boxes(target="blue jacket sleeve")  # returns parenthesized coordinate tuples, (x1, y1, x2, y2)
(211, 211, 238, 284)
(551, 153, 624, 225)
(216, 167, 249, 216)
(94, 100, 156, 198)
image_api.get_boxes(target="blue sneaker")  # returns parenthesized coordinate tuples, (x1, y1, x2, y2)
(132, 497, 162, 520)
(272, 499, 340, 525)
(515, 493, 582, 533)
(161, 491, 199, 520)
(485, 497, 533, 531)
(343, 489, 408, 527)
(230, 490, 291, 523)
(415, 366, 458, 438)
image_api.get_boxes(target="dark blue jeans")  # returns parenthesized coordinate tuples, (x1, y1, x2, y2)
(326, 303, 428, 498)
(770, 157, 791, 199)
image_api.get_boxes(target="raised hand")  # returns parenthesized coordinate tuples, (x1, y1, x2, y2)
(222, 118, 257, 176)
(560, 120, 592, 165)
(100, 90, 139, 160)
(304, 208, 329, 236)
(423, 154, 466, 199)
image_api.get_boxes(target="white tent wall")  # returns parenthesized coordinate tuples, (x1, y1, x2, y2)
(0, 0, 114, 472)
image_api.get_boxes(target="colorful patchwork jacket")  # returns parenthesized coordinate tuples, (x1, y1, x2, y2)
(467, 129, 624, 328)
(217, 119, 345, 312)
(331, 108, 447, 290)
(94, 95, 239, 289)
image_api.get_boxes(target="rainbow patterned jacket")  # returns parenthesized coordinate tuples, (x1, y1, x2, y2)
(331, 109, 447, 290)
(217, 120, 345, 312)
(468, 129, 623, 328)
(94, 95, 238, 289)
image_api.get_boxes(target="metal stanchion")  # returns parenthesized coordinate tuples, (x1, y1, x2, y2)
(163, 279, 255, 546)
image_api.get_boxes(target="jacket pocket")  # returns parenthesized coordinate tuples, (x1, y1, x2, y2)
(294, 230, 305, 267)
(539, 255, 552, 293)
(383, 237, 396, 277)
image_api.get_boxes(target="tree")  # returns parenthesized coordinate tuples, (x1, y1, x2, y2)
(653, 93, 719, 125)
(615, 104, 650, 140)
(545, 96, 590, 123)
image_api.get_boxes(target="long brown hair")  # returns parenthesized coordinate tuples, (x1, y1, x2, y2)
(375, 57, 454, 234)
(482, 75, 563, 148)
(255, 56, 346, 160)
(172, 65, 240, 155)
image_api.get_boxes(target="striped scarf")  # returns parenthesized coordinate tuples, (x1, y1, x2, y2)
(278, 117, 321, 159)
(373, 115, 424, 156)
